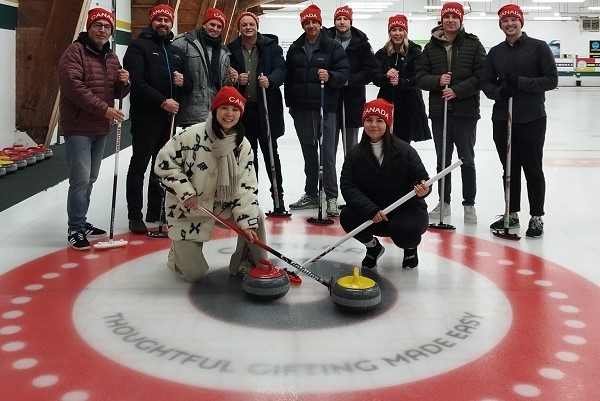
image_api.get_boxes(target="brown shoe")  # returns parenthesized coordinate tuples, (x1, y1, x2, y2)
(129, 219, 148, 234)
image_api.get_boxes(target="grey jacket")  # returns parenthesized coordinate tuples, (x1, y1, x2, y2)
(171, 29, 232, 126)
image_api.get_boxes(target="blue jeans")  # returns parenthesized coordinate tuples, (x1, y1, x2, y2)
(64, 134, 107, 232)
(292, 109, 338, 200)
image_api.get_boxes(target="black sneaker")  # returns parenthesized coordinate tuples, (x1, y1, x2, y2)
(526, 216, 544, 238)
(83, 222, 107, 238)
(402, 248, 419, 270)
(362, 238, 385, 269)
(68, 231, 90, 251)
(490, 214, 520, 230)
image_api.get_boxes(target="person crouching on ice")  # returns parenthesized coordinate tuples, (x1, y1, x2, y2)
(155, 86, 267, 282)
(339, 98, 431, 270)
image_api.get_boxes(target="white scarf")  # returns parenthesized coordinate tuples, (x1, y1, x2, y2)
(205, 114, 239, 202)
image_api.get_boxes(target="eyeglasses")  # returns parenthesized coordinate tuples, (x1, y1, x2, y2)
(91, 22, 112, 31)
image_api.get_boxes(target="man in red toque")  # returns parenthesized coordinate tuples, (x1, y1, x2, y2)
(481, 4, 558, 238)
(58, 7, 130, 250)
(325, 5, 376, 155)
(123, 4, 193, 233)
(285, 4, 350, 217)
(172, 7, 239, 127)
(416, 2, 486, 225)
(227, 12, 289, 214)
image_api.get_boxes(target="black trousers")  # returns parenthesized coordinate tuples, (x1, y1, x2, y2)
(126, 114, 172, 220)
(340, 206, 428, 249)
(492, 117, 546, 216)
(242, 103, 284, 202)
(431, 114, 478, 206)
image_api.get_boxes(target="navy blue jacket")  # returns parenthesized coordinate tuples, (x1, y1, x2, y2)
(228, 33, 286, 139)
(123, 26, 192, 119)
(284, 28, 350, 113)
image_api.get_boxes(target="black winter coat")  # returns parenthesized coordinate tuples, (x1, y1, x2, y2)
(416, 27, 486, 120)
(340, 135, 430, 221)
(325, 26, 376, 128)
(123, 26, 192, 119)
(373, 41, 431, 143)
(228, 33, 286, 139)
(284, 29, 350, 113)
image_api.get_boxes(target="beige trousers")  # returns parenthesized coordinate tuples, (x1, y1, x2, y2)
(167, 213, 268, 282)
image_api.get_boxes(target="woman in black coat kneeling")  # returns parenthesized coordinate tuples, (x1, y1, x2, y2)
(340, 98, 431, 270)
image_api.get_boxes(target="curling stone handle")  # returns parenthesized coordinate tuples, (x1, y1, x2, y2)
(301, 159, 464, 267)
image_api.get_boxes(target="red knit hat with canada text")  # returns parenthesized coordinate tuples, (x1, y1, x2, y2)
(498, 4, 524, 26)
(236, 11, 259, 29)
(441, 2, 464, 24)
(203, 7, 227, 26)
(388, 14, 408, 33)
(149, 4, 175, 24)
(334, 6, 353, 22)
(211, 86, 246, 115)
(300, 4, 322, 26)
(86, 8, 115, 31)
(362, 98, 393, 128)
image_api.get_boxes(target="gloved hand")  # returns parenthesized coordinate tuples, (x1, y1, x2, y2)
(504, 73, 519, 89)
(499, 84, 518, 100)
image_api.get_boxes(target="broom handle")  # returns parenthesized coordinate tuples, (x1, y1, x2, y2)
(301, 159, 464, 267)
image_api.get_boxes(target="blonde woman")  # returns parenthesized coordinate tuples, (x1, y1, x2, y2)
(372, 14, 430, 144)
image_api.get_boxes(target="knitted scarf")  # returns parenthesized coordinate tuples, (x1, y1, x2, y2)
(205, 114, 239, 202)
(200, 29, 223, 91)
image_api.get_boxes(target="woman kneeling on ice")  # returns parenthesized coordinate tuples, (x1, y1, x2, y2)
(340, 98, 431, 270)
(155, 86, 267, 282)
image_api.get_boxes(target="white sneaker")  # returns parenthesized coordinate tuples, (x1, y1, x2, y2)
(429, 202, 451, 219)
(464, 205, 477, 224)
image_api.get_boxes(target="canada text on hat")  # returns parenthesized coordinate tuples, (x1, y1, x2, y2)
(300, 4, 322, 26)
(362, 98, 393, 128)
(87, 8, 115, 31)
(334, 6, 353, 22)
(388, 14, 408, 33)
(149, 4, 175, 24)
(237, 11, 259, 29)
(211, 86, 246, 115)
(498, 4, 524, 26)
(203, 7, 227, 26)
(441, 2, 464, 23)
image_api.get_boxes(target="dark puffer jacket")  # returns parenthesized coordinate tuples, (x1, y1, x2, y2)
(123, 26, 192, 120)
(373, 41, 431, 142)
(228, 32, 286, 139)
(58, 32, 129, 135)
(341, 135, 430, 221)
(416, 26, 486, 120)
(325, 26, 376, 128)
(284, 28, 350, 113)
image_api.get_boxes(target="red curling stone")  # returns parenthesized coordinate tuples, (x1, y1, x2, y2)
(242, 259, 290, 301)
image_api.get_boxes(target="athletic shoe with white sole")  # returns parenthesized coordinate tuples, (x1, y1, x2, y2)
(402, 248, 419, 269)
(83, 222, 107, 237)
(289, 194, 318, 210)
(525, 216, 544, 238)
(68, 231, 90, 251)
(464, 205, 477, 224)
(429, 201, 451, 219)
(490, 213, 519, 230)
(326, 198, 339, 217)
